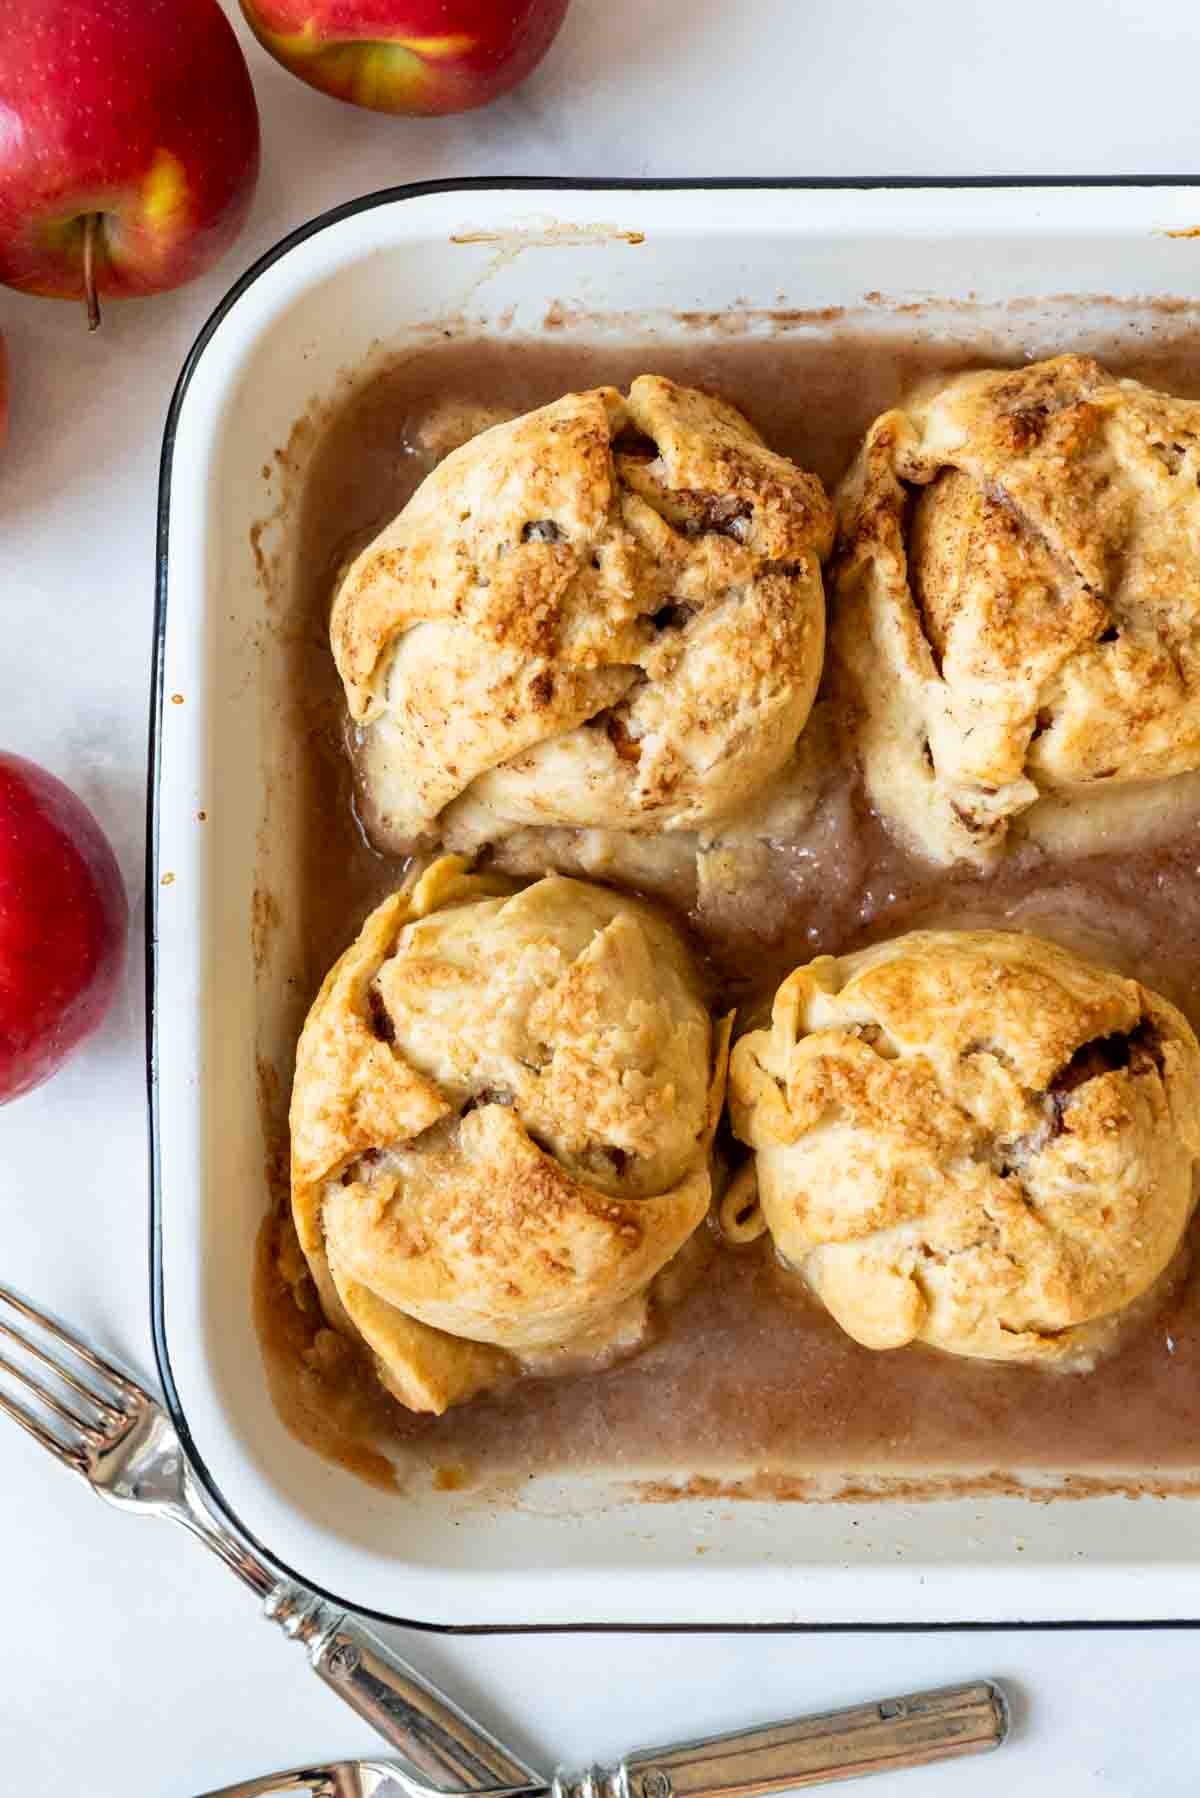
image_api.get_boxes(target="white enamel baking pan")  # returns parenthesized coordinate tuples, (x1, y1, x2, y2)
(151, 179, 1200, 1630)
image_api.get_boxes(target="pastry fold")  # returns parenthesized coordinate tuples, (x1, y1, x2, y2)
(331, 375, 832, 854)
(290, 857, 728, 1412)
(729, 928, 1200, 1367)
(835, 355, 1200, 866)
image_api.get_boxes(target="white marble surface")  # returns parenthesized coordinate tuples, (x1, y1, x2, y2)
(5, 1, 1200, 1790)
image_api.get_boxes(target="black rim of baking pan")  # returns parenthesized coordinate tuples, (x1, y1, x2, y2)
(149, 173, 1200, 1636)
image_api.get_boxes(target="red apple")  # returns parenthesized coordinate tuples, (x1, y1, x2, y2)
(239, 0, 569, 116)
(0, 752, 129, 1105)
(0, 0, 260, 327)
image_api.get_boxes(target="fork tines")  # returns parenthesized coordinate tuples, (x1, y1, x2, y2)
(0, 1283, 146, 1473)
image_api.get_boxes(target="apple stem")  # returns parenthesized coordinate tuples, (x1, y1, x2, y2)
(82, 213, 101, 332)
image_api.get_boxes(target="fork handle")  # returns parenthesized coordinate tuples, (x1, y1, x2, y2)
(264, 1583, 542, 1791)
(555, 1680, 1008, 1798)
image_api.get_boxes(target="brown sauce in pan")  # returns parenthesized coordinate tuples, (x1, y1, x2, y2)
(253, 312, 1200, 1498)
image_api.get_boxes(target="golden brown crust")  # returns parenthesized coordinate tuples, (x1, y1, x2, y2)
(328, 1274, 510, 1415)
(728, 928, 1200, 1366)
(289, 857, 728, 1412)
(330, 376, 832, 853)
(834, 355, 1200, 867)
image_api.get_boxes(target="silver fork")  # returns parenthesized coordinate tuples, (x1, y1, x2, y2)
(198, 1765, 503, 1797)
(197, 1764, 413, 1797)
(197, 1682, 1011, 1797)
(0, 1283, 1010, 1798)
(0, 1281, 540, 1794)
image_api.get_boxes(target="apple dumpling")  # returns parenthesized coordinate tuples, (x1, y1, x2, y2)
(727, 929, 1200, 1368)
(289, 856, 729, 1414)
(834, 355, 1200, 867)
(330, 375, 833, 855)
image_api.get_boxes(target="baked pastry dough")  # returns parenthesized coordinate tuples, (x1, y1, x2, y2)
(331, 375, 832, 854)
(728, 929, 1200, 1367)
(290, 857, 728, 1413)
(835, 355, 1200, 867)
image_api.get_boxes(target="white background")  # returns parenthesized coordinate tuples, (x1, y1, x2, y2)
(4, 1, 1200, 1791)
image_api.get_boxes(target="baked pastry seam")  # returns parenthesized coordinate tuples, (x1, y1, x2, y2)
(331, 375, 833, 854)
(289, 856, 729, 1412)
(728, 927, 1200, 1367)
(835, 354, 1200, 866)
